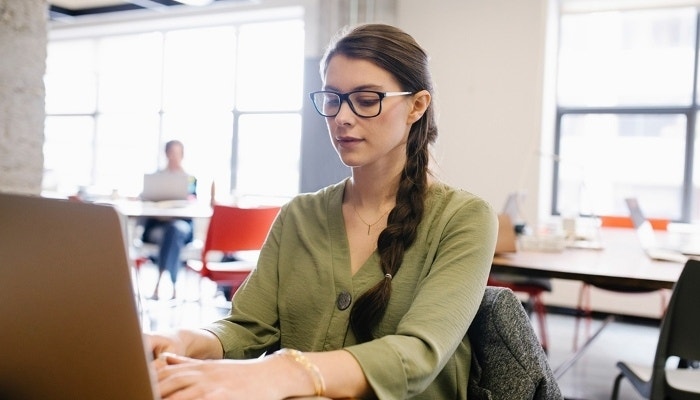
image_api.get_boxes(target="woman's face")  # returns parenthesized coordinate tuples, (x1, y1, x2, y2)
(322, 54, 417, 170)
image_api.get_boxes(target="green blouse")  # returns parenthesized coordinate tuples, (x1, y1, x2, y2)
(205, 179, 498, 399)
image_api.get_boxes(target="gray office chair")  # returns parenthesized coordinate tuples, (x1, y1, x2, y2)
(468, 286, 563, 400)
(610, 258, 700, 400)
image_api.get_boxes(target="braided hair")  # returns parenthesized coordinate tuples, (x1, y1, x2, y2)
(320, 24, 438, 342)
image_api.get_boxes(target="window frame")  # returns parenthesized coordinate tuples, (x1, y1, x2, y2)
(552, 8, 700, 222)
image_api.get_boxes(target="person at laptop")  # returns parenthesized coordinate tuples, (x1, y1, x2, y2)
(141, 139, 197, 300)
(146, 24, 499, 399)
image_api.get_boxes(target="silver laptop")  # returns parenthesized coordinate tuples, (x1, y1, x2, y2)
(501, 192, 524, 226)
(0, 192, 160, 400)
(625, 197, 699, 263)
(142, 172, 190, 202)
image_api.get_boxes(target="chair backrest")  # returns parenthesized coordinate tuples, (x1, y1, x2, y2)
(467, 287, 563, 400)
(202, 204, 280, 261)
(650, 258, 700, 398)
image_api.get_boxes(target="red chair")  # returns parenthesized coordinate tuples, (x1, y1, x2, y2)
(487, 275, 551, 353)
(489, 214, 551, 352)
(186, 204, 280, 301)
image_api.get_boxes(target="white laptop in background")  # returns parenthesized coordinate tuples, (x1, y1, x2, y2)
(501, 192, 525, 227)
(142, 172, 190, 202)
(624, 197, 698, 263)
(0, 192, 160, 400)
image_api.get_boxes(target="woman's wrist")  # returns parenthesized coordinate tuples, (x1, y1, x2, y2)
(274, 348, 326, 397)
(173, 328, 223, 359)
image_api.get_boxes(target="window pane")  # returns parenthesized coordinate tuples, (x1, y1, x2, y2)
(94, 113, 160, 197)
(161, 111, 234, 200)
(163, 27, 237, 112)
(237, 113, 301, 198)
(42, 116, 95, 193)
(97, 32, 163, 113)
(557, 113, 686, 219)
(558, 8, 696, 107)
(236, 20, 304, 111)
(45, 40, 97, 114)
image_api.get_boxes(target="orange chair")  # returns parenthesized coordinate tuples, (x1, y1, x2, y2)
(185, 204, 280, 301)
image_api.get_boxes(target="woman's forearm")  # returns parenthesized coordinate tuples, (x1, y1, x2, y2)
(178, 328, 225, 359)
(305, 349, 371, 399)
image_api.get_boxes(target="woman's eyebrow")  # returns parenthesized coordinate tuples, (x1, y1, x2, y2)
(322, 84, 384, 92)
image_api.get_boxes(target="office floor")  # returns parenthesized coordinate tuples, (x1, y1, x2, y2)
(545, 312, 658, 400)
(134, 264, 658, 400)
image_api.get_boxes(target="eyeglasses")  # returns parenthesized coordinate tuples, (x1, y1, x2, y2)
(309, 90, 414, 118)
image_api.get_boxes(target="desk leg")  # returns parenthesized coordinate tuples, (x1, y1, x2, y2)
(552, 315, 616, 380)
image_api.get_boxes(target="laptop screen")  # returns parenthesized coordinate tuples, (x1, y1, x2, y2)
(0, 193, 159, 399)
(142, 172, 190, 202)
(625, 197, 660, 250)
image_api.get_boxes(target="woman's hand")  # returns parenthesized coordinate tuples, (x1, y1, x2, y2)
(155, 353, 290, 400)
(145, 328, 225, 362)
(146, 331, 188, 360)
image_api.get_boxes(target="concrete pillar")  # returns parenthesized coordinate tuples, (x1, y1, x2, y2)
(0, 0, 47, 195)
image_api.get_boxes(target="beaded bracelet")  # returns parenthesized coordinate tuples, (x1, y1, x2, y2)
(275, 348, 326, 397)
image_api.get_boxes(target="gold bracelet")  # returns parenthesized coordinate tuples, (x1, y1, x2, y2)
(275, 348, 326, 397)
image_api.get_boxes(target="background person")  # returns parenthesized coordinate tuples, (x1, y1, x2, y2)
(141, 139, 196, 300)
(146, 24, 498, 399)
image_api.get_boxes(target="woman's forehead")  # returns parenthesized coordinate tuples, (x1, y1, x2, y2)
(323, 55, 397, 90)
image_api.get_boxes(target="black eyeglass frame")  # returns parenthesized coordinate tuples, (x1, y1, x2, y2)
(309, 90, 414, 118)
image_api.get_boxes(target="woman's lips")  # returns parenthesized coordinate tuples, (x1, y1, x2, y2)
(336, 136, 362, 144)
(336, 137, 363, 150)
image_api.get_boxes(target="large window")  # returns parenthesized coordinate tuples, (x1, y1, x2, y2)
(43, 15, 304, 204)
(554, 5, 699, 222)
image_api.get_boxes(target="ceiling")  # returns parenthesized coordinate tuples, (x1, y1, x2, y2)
(47, 0, 226, 20)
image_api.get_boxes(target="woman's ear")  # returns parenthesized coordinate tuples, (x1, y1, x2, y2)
(407, 90, 431, 124)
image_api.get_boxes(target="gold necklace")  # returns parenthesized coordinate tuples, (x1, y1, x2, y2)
(352, 202, 390, 235)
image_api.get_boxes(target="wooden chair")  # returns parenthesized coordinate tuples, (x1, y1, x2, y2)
(185, 204, 280, 301)
(610, 258, 700, 400)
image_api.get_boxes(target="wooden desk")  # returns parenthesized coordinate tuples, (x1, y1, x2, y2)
(492, 228, 685, 291)
(493, 228, 688, 378)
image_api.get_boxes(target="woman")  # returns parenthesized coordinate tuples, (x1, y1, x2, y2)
(148, 23, 497, 399)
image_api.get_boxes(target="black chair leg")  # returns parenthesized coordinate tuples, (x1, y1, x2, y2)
(522, 298, 534, 316)
(610, 373, 624, 400)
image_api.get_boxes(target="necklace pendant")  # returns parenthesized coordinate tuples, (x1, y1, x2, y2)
(367, 225, 371, 235)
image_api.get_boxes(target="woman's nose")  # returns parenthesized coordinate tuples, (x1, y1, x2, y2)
(334, 100, 355, 125)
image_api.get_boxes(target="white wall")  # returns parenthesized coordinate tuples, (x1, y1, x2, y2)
(397, 0, 552, 225)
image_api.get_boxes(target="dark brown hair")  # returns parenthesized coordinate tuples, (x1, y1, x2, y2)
(164, 139, 183, 155)
(320, 24, 438, 342)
